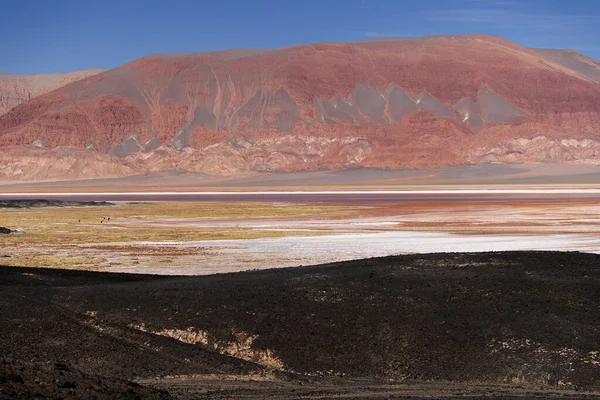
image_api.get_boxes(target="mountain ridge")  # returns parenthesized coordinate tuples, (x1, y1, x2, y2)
(0, 69, 105, 117)
(1, 34, 599, 181)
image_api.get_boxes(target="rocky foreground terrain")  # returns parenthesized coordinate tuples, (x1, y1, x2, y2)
(0, 251, 599, 398)
(0, 35, 599, 181)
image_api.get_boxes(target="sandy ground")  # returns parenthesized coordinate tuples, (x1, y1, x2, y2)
(3, 163, 600, 192)
(144, 376, 600, 400)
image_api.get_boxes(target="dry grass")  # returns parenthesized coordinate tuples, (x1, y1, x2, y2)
(10, 255, 100, 269)
(0, 201, 350, 244)
(0, 201, 349, 270)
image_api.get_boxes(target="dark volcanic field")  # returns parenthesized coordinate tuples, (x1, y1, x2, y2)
(0, 199, 114, 208)
(1, 251, 599, 399)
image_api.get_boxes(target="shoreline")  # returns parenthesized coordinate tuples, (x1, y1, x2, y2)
(4, 188, 600, 196)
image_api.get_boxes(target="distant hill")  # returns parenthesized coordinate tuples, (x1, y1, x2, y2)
(0, 69, 105, 116)
(0, 35, 599, 181)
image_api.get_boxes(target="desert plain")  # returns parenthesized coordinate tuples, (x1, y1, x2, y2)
(3, 166, 600, 275)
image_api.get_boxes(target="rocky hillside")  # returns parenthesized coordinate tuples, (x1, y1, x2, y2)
(0, 35, 599, 180)
(1, 251, 599, 394)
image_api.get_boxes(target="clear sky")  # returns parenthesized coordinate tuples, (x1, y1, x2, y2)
(2, 0, 599, 74)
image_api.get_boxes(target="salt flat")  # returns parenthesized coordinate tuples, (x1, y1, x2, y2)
(110, 231, 600, 275)
(83, 199, 600, 274)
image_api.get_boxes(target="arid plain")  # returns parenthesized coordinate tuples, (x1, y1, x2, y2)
(3, 166, 600, 275)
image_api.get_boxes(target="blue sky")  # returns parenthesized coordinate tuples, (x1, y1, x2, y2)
(2, 0, 598, 74)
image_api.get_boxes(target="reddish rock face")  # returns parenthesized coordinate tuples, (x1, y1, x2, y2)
(0, 35, 599, 180)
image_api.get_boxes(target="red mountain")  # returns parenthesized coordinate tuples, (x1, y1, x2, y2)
(1, 35, 599, 181)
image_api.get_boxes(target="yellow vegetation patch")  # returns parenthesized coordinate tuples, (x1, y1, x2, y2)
(9, 255, 101, 269)
(0, 201, 349, 271)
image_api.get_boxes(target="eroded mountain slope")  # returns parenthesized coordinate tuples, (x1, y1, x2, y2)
(1, 35, 599, 180)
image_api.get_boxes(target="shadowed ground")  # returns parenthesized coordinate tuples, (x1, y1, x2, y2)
(0, 251, 599, 398)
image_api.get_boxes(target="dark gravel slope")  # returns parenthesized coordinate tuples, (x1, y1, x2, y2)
(1, 251, 599, 394)
(0, 199, 114, 208)
(0, 359, 171, 399)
